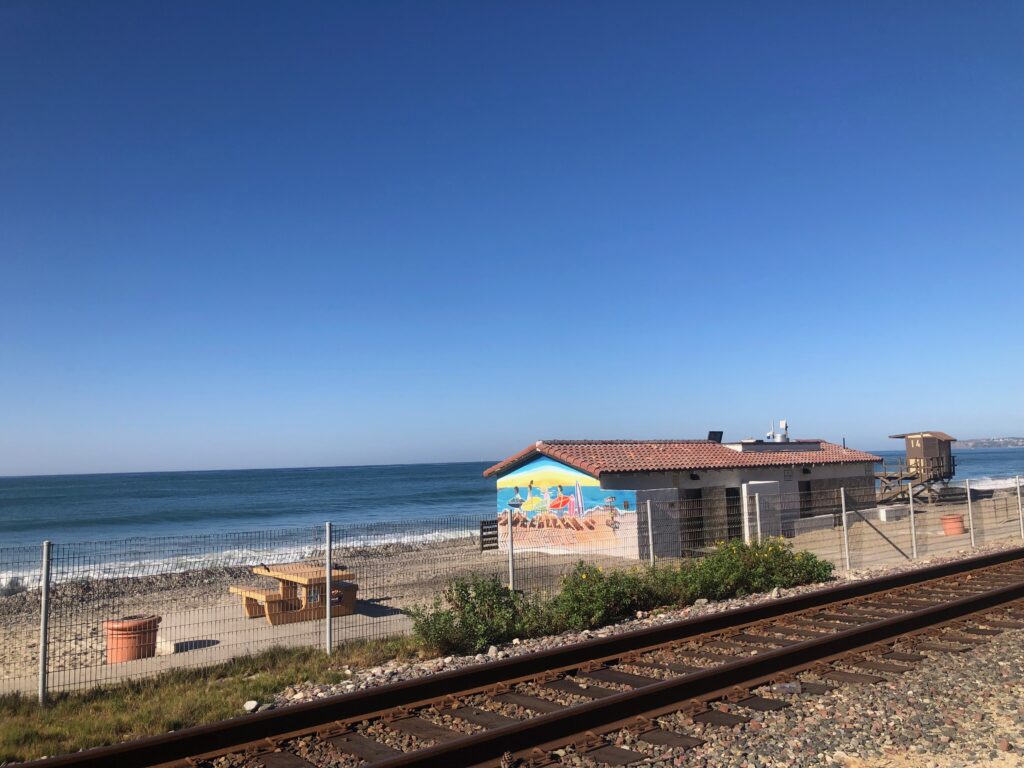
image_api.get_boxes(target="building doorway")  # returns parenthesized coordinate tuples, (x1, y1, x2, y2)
(680, 488, 704, 554)
(725, 487, 742, 540)
(798, 480, 813, 516)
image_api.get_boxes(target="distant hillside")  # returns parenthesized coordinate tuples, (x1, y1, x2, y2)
(955, 437, 1024, 449)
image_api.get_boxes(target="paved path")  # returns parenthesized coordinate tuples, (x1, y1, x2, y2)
(2, 599, 412, 695)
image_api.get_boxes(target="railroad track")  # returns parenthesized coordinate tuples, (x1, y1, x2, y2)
(26, 547, 1024, 768)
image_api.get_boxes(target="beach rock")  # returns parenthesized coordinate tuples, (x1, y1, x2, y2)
(243, 700, 259, 713)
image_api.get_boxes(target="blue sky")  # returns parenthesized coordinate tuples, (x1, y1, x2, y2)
(2, 2, 1023, 475)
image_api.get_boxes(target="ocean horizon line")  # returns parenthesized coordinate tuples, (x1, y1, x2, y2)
(5, 444, 1022, 482)
(0, 458, 499, 482)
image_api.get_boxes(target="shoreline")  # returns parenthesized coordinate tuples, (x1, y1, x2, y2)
(0, 536, 628, 685)
(3, 449, 1024, 553)
(3, 486, 1023, 691)
(3, 478, 1021, 583)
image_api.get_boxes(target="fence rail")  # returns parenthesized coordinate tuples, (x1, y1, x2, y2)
(3, 476, 1024, 700)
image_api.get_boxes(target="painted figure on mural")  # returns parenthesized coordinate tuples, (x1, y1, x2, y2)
(550, 485, 571, 511)
(493, 456, 639, 555)
(522, 480, 545, 513)
(508, 486, 524, 510)
(605, 496, 620, 531)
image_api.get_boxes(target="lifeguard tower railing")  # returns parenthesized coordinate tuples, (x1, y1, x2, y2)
(876, 454, 956, 502)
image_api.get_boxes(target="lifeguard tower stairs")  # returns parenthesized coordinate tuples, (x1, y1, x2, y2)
(877, 431, 957, 503)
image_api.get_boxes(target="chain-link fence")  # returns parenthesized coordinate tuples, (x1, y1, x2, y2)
(3, 476, 1024, 700)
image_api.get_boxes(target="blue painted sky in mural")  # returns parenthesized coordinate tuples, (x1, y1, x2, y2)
(494, 456, 636, 516)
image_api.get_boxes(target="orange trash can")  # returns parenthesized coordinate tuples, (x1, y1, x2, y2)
(103, 615, 161, 663)
(941, 514, 966, 536)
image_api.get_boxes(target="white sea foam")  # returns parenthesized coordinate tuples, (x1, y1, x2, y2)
(0, 526, 471, 587)
(962, 476, 1020, 491)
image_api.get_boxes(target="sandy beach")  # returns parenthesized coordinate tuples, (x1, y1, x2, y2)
(2, 489, 1022, 695)
(0, 534, 631, 692)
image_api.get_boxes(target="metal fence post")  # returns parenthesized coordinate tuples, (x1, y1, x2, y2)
(741, 492, 751, 544)
(754, 493, 762, 543)
(507, 515, 516, 591)
(965, 479, 976, 548)
(907, 481, 917, 560)
(646, 500, 656, 566)
(840, 488, 851, 572)
(324, 522, 333, 655)
(1017, 476, 1023, 541)
(38, 540, 52, 705)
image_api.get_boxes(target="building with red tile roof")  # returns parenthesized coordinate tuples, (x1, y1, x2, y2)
(483, 438, 880, 478)
(487, 428, 881, 560)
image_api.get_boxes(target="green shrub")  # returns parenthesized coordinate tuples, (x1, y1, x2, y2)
(684, 537, 834, 600)
(405, 574, 544, 655)
(551, 564, 657, 630)
(406, 539, 832, 654)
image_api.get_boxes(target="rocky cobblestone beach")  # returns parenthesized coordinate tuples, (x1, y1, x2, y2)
(0, 536, 610, 682)
(3, 513, 1024, 700)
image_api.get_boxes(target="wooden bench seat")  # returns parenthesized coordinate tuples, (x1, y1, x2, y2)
(229, 585, 297, 620)
(230, 581, 359, 625)
(229, 585, 280, 601)
(331, 581, 358, 615)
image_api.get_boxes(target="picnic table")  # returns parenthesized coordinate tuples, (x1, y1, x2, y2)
(230, 561, 358, 625)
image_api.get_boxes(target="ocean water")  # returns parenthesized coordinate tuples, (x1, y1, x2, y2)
(873, 448, 1024, 489)
(0, 462, 494, 551)
(2, 448, 1024, 551)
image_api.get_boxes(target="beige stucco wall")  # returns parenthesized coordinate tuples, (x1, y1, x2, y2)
(602, 462, 876, 497)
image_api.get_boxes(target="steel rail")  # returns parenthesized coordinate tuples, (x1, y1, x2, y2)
(372, 576, 1024, 768)
(20, 546, 1024, 768)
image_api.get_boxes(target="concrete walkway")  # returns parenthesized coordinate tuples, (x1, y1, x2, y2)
(4, 599, 412, 696)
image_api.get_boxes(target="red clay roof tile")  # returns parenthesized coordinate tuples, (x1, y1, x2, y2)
(483, 439, 881, 478)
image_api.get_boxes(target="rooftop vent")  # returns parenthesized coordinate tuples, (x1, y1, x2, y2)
(766, 419, 790, 443)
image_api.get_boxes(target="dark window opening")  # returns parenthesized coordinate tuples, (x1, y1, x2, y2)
(681, 488, 704, 554)
(798, 480, 813, 516)
(725, 487, 742, 540)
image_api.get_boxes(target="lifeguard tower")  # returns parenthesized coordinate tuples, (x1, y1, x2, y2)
(877, 431, 956, 502)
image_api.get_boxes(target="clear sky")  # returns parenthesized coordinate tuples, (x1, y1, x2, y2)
(2, 2, 1023, 476)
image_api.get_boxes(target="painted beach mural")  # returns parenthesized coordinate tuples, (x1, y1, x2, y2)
(496, 456, 639, 556)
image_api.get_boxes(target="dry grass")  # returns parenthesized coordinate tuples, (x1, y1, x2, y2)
(0, 636, 421, 764)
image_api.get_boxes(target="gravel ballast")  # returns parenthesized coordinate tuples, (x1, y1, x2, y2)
(250, 541, 1024, 767)
(664, 622, 1024, 768)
